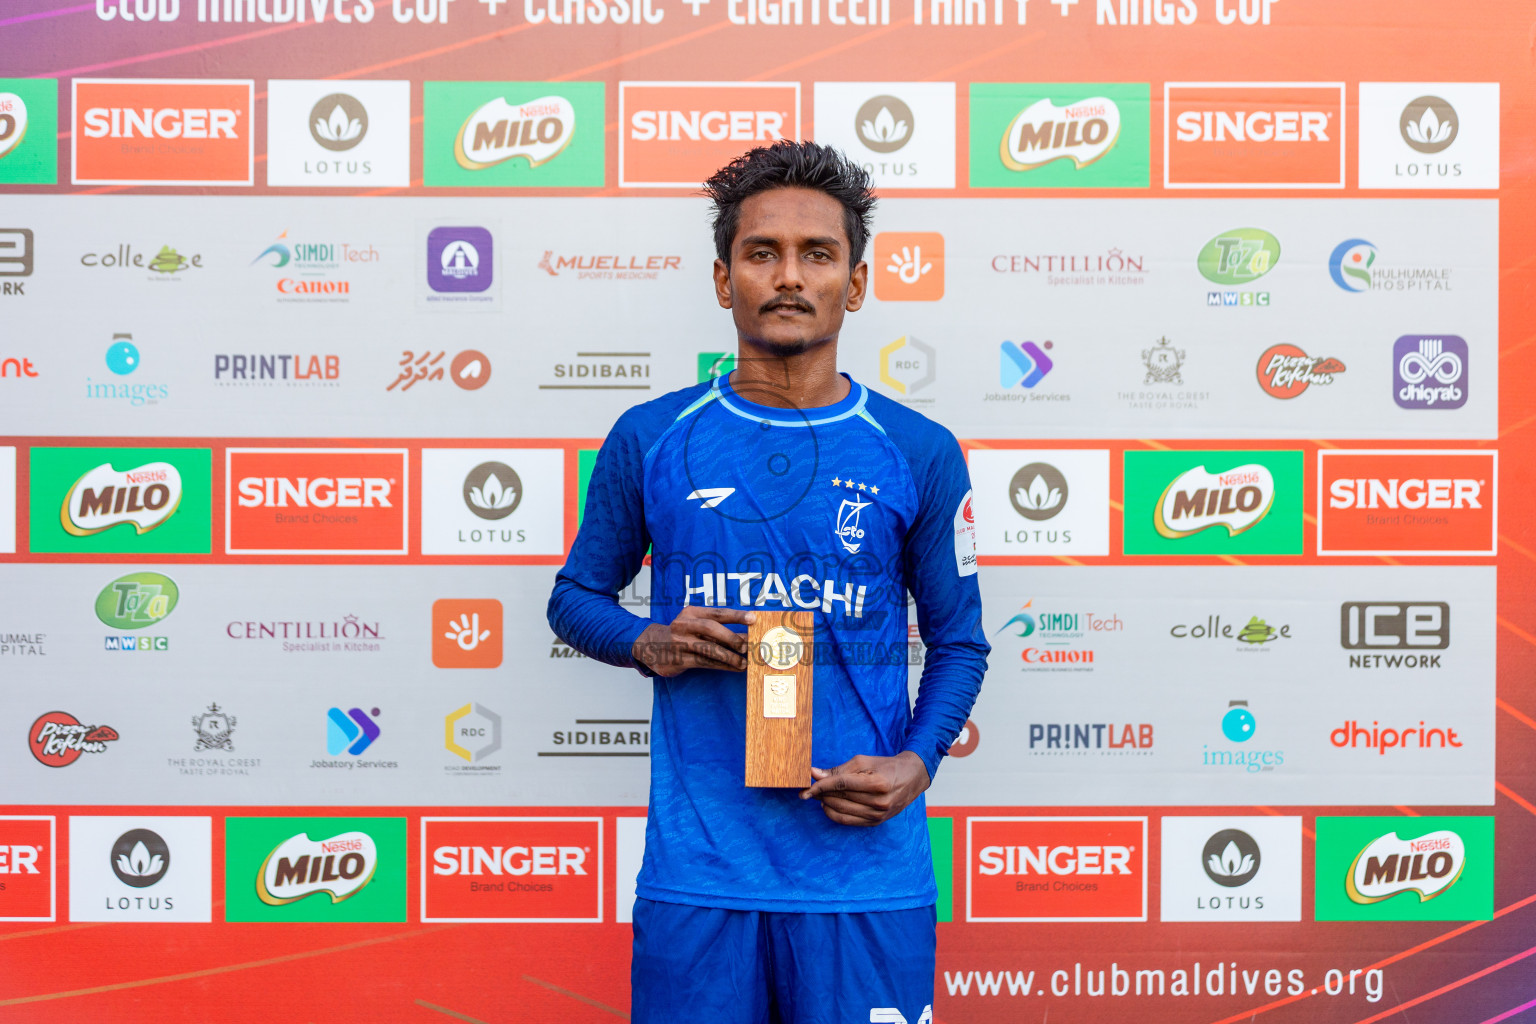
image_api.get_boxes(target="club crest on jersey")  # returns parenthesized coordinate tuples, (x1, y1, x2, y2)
(836, 497, 871, 554)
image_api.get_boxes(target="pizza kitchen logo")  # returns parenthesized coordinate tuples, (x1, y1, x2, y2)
(1255, 344, 1345, 399)
(29, 711, 119, 768)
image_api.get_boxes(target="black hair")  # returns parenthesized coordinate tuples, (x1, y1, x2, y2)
(703, 140, 876, 267)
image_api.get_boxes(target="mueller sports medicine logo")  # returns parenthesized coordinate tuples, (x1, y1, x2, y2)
(226, 448, 409, 556)
(258, 831, 377, 905)
(73, 79, 254, 186)
(968, 817, 1147, 922)
(1001, 95, 1121, 172)
(61, 462, 182, 537)
(1155, 464, 1274, 538)
(422, 817, 602, 922)
(619, 82, 798, 188)
(1164, 83, 1344, 188)
(456, 95, 576, 170)
(1394, 335, 1468, 410)
(1318, 450, 1496, 556)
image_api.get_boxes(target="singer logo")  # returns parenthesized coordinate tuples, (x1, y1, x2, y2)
(1164, 83, 1344, 188)
(1318, 450, 1496, 556)
(226, 448, 408, 555)
(968, 817, 1146, 922)
(421, 817, 602, 922)
(619, 82, 798, 187)
(73, 79, 253, 186)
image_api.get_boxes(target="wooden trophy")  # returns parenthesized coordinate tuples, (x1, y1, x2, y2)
(744, 609, 815, 787)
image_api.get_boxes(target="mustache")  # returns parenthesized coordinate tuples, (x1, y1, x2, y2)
(759, 295, 815, 316)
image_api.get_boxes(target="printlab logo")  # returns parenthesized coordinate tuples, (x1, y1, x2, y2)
(427, 227, 493, 293)
(1393, 335, 1467, 410)
(1400, 96, 1457, 153)
(878, 336, 935, 401)
(192, 703, 235, 752)
(326, 707, 381, 756)
(445, 703, 502, 764)
(29, 711, 119, 768)
(873, 232, 944, 301)
(1202, 829, 1260, 887)
(432, 599, 503, 668)
(110, 829, 169, 888)
(387, 350, 491, 392)
(463, 462, 521, 519)
(1008, 463, 1066, 521)
(999, 340, 1054, 388)
(1255, 344, 1345, 399)
(309, 93, 367, 150)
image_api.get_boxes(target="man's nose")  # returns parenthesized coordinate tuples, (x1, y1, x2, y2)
(773, 251, 805, 291)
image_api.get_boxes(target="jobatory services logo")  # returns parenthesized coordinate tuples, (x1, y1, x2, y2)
(996, 340, 1055, 390)
(0, 80, 58, 184)
(1329, 718, 1463, 757)
(1123, 449, 1303, 555)
(1164, 82, 1344, 188)
(619, 82, 799, 188)
(1198, 227, 1278, 307)
(225, 817, 407, 922)
(68, 816, 213, 922)
(0, 226, 34, 296)
(1393, 335, 1468, 410)
(422, 817, 603, 922)
(250, 229, 379, 303)
(28, 711, 119, 768)
(424, 82, 604, 187)
(968, 817, 1147, 922)
(72, 78, 253, 186)
(420, 448, 565, 555)
(1317, 449, 1495, 556)
(1357, 83, 1499, 188)
(266, 80, 410, 187)
(1255, 344, 1345, 399)
(29, 448, 211, 554)
(877, 336, 936, 405)
(226, 448, 409, 556)
(968, 449, 1110, 556)
(1315, 817, 1492, 921)
(0, 817, 55, 921)
(1159, 817, 1302, 922)
(811, 82, 956, 189)
(1341, 602, 1450, 669)
(969, 83, 1150, 188)
(432, 599, 503, 669)
(325, 706, 381, 757)
(873, 232, 944, 301)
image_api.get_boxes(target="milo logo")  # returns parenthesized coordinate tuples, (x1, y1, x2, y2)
(455, 95, 576, 170)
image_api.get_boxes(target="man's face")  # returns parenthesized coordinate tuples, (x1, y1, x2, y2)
(714, 187, 867, 357)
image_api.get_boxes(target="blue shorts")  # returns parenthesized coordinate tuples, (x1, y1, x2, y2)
(631, 898, 936, 1024)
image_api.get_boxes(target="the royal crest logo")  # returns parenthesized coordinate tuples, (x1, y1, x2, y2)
(455, 95, 576, 170)
(836, 496, 871, 554)
(1347, 830, 1465, 904)
(61, 462, 182, 537)
(1001, 96, 1120, 171)
(1155, 464, 1276, 538)
(1142, 337, 1184, 385)
(29, 711, 119, 768)
(257, 831, 378, 905)
(192, 703, 235, 752)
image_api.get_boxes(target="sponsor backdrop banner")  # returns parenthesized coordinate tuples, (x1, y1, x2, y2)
(0, 1, 1531, 1022)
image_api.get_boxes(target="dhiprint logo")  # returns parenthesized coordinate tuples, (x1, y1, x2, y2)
(812, 82, 955, 189)
(325, 707, 380, 756)
(1255, 344, 1345, 399)
(73, 78, 254, 186)
(424, 82, 604, 187)
(266, 80, 410, 187)
(0, 816, 55, 921)
(309, 93, 367, 150)
(432, 599, 503, 668)
(1394, 335, 1467, 410)
(873, 233, 944, 301)
(427, 227, 493, 293)
(422, 817, 603, 923)
(970, 83, 1150, 188)
(1317, 449, 1495, 556)
(1009, 462, 1066, 521)
(1329, 238, 1377, 292)
(226, 448, 409, 556)
(1203, 829, 1260, 887)
(258, 831, 378, 905)
(999, 340, 1053, 389)
(1400, 96, 1457, 154)
(110, 828, 169, 888)
(29, 711, 119, 768)
(618, 82, 799, 188)
(95, 571, 179, 630)
(463, 462, 521, 519)
(1160, 816, 1302, 922)
(1357, 83, 1499, 189)
(968, 817, 1148, 922)
(68, 816, 213, 923)
(1164, 82, 1344, 188)
(1315, 816, 1492, 922)
(456, 95, 576, 170)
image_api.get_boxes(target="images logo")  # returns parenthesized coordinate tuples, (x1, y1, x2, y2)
(432, 599, 503, 668)
(427, 227, 493, 293)
(873, 232, 944, 301)
(95, 572, 179, 630)
(226, 448, 409, 556)
(619, 82, 799, 188)
(73, 78, 254, 186)
(968, 817, 1147, 922)
(1315, 816, 1492, 921)
(29, 448, 212, 555)
(1255, 344, 1345, 398)
(422, 817, 603, 922)
(258, 831, 377, 904)
(1329, 238, 1377, 291)
(0, 80, 59, 184)
(999, 340, 1053, 388)
(325, 707, 380, 756)
(970, 83, 1149, 188)
(445, 703, 502, 763)
(1008, 463, 1066, 521)
(225, 817, 407, 922)
(309, 93, 366, 150)
(0, 817, 54, 921)
(425, 82, 604, 187)
(1123, 450, 1303, 555)
(1202, 700, 1284, 775)
(1393, 335, 1467, 410)
(60, 461, 182, 537)
(1165, 82, 1344, 188)
(1318, 449, 1495, 556)
(29, 712, 119, 767)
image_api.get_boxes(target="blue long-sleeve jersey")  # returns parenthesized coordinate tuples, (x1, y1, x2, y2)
(547, 372, 989, 912)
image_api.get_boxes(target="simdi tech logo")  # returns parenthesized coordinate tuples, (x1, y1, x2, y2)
(1123, 450, 1303, 555)
(1317, 449, 1496, 556)
(1315, 816, 1492, 921)
(619, 82, 799, 188)
(967, 817, 1147, 922)
(1164, 82, 1344, 188)
(28, 447, 212, 554)
(72, 79, 254, 186)
(266, 79, 411, 188)
(424, 82, 605, 187)
(1357, 83, 1499, 189)
(0, 79, 59, 184)
(421, 817, 603, 922)
(0, 816, 55, 921)
(969, 83, 1150, 188)
(224, 817, 407, 922)
(225, 448, 409, 556)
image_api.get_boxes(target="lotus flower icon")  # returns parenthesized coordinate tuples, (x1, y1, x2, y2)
(1207, 840, 1254, 879)
(1405, 107, 1451, 147)
(1400, 96, 1457, 154)
(853, 95, 915, 154)
(1015, 473, 1063, 514)
(118, 840, 163, 879)
(315, 104, 363, 144)
(307, 93, 368, 151)
(861, 106, 909, 147)
(469, 473, 516, 512)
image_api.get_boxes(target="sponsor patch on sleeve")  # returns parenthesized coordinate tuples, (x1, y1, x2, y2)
(953, 489, 977, 577)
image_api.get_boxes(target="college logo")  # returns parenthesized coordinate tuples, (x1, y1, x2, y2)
(0, 817, 55, 921)
(1358, 83, 1499, 188)
(970, 84, 1149, 188)
(1255, 344, 1345, 398)
(420, 448, 564, 556)
(1164, 82, 1344, 188)
(1123, 450, 1303, 555)
(427, 227, 493, 293)
(1317, 449, 1495, 556)
(60, 461, 182, 537)
(326, 707, 381, 756)
(1394, 335, 1467, 410)
(619, 82, 799, 188)
(969, 449, 1109, 556)
(1170, 614, 1291, 648)
(425, 82, 604, 187)
(422, 817, 603, 922)
(266, 80, 410, 187)
(968, 817, 1147, 922)
(73, 79, 253, 186)
(29, 711, 119, 767)
(432, 599, 503, 668)
(445, 703, 502, 764)
(226, 448, 409, 556)
(1315, 817, 1492, 921)
(68, 816, 213, 922)
(878, 336, 936, 403)
(29, 448, 211, 555)
(1160, 816, 1302, 922)
(0, 80, 58, 184)
(95, 571, 179, 630)
(225, 817, 407, 923)
(873, 233, 944, 301)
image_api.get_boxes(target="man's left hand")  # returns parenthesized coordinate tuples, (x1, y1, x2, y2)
(798, 751, 931, 827)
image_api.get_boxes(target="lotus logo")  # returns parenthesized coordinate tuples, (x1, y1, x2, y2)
(1197, 228, 1280, 285)
(1008, 462, 1067, 521)
(455, 95, 576, 170)
(1001, 96, 1120, 172)
(1348, 829, 1465, 904)
(855, 95, 913, 154)
(1154, 463, 1275, 539)
(111, 829, 170, 888)
(1201, 829, 1261, 888)
(0, 92, 29, 160)
(61, 461, 183, 537)
(463, 461, 521, 520)
(1328, 238, 1377, 292)
(1399, 96, 1457, 154)
(258, 831, 378, 906)
(308, 93, 368, 152)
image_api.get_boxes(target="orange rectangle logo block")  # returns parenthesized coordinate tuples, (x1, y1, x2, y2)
(619, 82, 799, 188)
(422, 817, 602, 922)
(226, 448, 409, 555)
(73, 79, 254, 186)
(1165, 83, 1343, 188)
(967, 817, 1147, 922)
(0, 817, 55, 921)
(1318, 449, 1496, 556)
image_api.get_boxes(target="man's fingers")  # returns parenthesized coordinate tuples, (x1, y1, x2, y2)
(682, 607, 757, 626)
(683, 639, 746, 670)
(819, 803, 883, 827)
(802, 768, 888, 801)
(681, 616, 751, 654)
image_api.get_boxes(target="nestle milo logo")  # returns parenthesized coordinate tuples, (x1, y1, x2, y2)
(95, 572, 179, 630)
(1198, 228, 1280, 285)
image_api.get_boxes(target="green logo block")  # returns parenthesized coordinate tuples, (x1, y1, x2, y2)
(424, 82, 605, 187)
(29, 447, 211, 554)
(96, 572, 179, 629)
(1315, 816, 1493, 922)
(698, 352, 735, 382)
(224, 817, 408, 923)
(0, 79, 58, 184)
(1122, 450, 1303, 555)
(970, 83, 1150, 188)
(1198, 228, 1281, 284)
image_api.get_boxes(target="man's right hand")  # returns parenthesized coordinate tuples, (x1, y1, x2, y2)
(632, 607, 757, 677)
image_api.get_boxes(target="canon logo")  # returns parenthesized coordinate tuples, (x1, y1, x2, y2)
(432, 845, 587, 876)
(977, 845, 1133, 876)
(1328, 478, 1481, 510)
(629, 109, 784, 142)
(236, 476, 391, 508)
(82, 107, 239, 139)
(1174, 109, 1329, 143)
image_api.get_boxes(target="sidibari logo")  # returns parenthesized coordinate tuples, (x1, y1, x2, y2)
(1154, 464, 1274, 538)
(95, 572, 179, 630)
(257, 831, 377, 905)
(1255, 345, 1345, 399)
(455, 95, 576, 170)
(1347, 830, 1463, 903)
(29, 711, 119, 767)
(1197, 229, 1280, 285)
(61, 462, 182, 537)
(1001, 96, 1120, 171)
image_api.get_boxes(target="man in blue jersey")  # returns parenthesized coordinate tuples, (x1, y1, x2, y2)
(547, 140, 988, 1024)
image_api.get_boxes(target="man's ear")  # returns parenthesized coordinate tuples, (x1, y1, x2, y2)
(845, 259, 868, 313)
(714, 257, 733, 309)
